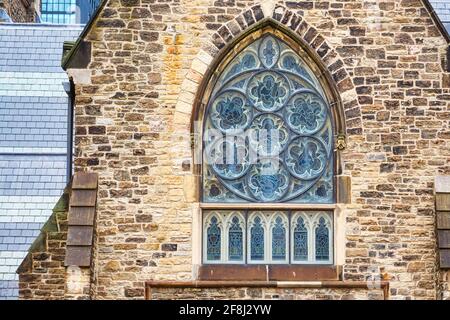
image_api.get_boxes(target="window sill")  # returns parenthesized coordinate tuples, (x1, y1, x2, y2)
(197, 264, 340, 281)
(200, 203, 337, 210)
(146, 279, 390, 300)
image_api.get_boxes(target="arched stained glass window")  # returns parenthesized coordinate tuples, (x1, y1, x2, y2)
(206, 215, 221, 261)
(250, 215, 265, 261)
(315, 217, 330, 261)
(271, 216, 287, 261)
(228, 215, 244, 261)
(203, 34, 334, 204)
(201, 32, 336, 266)
(293, 216, 308, 261)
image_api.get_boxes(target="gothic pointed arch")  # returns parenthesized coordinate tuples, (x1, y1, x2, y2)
(197, 21, 342, 204)
(192, 18, 347, 138)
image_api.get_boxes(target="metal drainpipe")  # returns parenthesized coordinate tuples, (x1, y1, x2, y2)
(447, 45, 450, 72)
(63, 80, 75, 183)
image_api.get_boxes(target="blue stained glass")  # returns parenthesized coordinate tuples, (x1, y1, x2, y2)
(228, 216, 243, 261)
(203, 34, 334, 204)
(250, 114, 289, 157)
(263, 40, 276, 65)
(212, 138, 250, 180)
(293, 217, 308, 261)
(250, 216, 265, 261)
(260, 75, 283, 104)
(286, 92, 327, 135)
(315, 217, 330, 261)
(207, 216, 221, 261)
(218, 97, 245, 126)
(281, 55, 314, 82)
(248, 159, 289, 202)
(225, 53, 257, 79)
(271, 217, 286, 260)
(259, 36, 280, 68)
(210, 91, 252, 132)
(248, 73, 289, 111)
(242, 54, 257, 69)
(286, 137, 327, 180)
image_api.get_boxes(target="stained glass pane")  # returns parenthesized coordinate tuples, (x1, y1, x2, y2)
(293, 216, 308, 261)
(228, 216, 243, 261)
(203, 34, 334, 204)
(315, 217, 329, 261)
(206, 216, 221, 261)
(271, 216, 286, 261)
(250, 216, 264, 261)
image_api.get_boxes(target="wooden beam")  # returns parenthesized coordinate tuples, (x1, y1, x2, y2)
(440, 249, 450, 269)
(438, 230, 450, 249)
(68, 207, 96, 226)
(198, 265, 267, 281)
(72, 172, 98, 190)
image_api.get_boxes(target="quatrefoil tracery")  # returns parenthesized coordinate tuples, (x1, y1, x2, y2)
(204, 35, 334, 203)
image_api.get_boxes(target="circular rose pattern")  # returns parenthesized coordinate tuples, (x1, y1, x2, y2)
(248, 158, 290, 202)
(285, 137, 328, 180)
(210, 91, 252, 132)
(210, 138, 250, 180)
(285, 92, 327, 135)
(249, 114, 289, 157)
(247, 72, 290, 112)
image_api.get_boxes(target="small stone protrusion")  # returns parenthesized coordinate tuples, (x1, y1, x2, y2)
(336, 134, 347, 150)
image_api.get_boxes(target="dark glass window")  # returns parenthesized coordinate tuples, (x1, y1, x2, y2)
(41, 0, 76, 24)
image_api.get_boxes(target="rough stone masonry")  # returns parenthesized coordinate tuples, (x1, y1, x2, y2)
(0, 0, 38, 22)
(18, 0, 450, 300)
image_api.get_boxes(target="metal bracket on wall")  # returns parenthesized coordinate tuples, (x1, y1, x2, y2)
(336, 134, 346, 151)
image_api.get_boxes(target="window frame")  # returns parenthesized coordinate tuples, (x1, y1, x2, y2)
(40, 0, 77, 24)
(202, 211, 247, 265)
(192, 25, 347, 275)
(201, 208, 335, 266)
(267, 212, 289, 264)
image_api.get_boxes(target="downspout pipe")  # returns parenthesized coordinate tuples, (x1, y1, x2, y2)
(62, 80, 75, 183)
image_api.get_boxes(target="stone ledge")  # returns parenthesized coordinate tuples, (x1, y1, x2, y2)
(145, 280, 390, 300)
(436, 176, 450, 194)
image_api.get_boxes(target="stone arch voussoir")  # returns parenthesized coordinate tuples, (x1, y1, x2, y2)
(174, 3, 363, 148)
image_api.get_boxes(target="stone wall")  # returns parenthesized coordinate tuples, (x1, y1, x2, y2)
(149, 286, 386, 300)
(62, 0, 450, 300)
(17, 186, 93, 300)
(18, 191, 70, 299)
(440, 271, 450, 300)
(0, 0, 37, 23)
(436, 176, 450, 299)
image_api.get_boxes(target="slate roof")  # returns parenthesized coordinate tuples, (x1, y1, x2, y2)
(431, 0, 450, 33)
(0, 23, 82, 300)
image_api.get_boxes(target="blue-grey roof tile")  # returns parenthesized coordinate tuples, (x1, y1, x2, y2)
(431, 1, 450, 31)
(0, 23, 82, 299)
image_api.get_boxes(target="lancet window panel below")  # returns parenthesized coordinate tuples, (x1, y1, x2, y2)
(202, 210, 333, 265)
